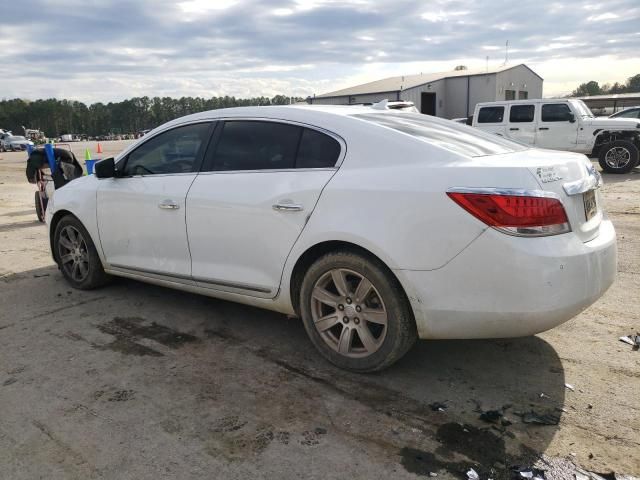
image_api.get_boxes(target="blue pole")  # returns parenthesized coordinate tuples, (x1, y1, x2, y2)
(44, 143, 56, 173)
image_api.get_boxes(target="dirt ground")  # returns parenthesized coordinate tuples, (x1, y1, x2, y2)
(0, 141, 638, 479)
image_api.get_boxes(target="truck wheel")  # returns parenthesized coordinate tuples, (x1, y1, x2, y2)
(598, 140, 639, 174)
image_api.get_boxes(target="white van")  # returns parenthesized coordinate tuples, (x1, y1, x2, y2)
(471, 99, 640, 173)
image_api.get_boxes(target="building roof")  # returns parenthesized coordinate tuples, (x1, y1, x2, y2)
(316, 64, 541, 99)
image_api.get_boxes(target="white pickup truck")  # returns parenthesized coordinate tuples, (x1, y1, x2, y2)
(471, 98, 640, 174)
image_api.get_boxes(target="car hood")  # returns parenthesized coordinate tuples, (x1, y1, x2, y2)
(10, 139, 33, 145)
(583, 117, 640, 129)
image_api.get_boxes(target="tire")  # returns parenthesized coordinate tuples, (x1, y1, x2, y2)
(35, 192, 47, 223)
(598, 140, 639, 174)
(299, 250, 417, 372)
(53, 215, 111, 289)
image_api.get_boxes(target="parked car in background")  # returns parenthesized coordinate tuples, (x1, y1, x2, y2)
(471, 99, 640, 173)
(47, 105, 616, 371)
(0, 134, 34, 152)
(609, 106, 640, 120)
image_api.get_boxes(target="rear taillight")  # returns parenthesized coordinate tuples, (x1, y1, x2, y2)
(447, 189, 571, 237)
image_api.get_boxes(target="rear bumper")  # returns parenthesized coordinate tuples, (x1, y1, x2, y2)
(396, 220, 617, 339)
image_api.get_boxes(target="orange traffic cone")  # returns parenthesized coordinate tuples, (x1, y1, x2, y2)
(96, 143, 103, 154)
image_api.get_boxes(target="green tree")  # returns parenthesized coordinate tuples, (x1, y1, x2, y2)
(570, 80, 603, 97)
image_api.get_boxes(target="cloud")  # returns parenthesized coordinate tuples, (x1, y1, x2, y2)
(0, 0, 638, 102)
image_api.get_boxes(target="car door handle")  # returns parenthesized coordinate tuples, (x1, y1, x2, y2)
(539, 127, 549, 130)
(273, 203, 304, 212)
(158, 200, 180, 210)
(509, 128, 520, 131)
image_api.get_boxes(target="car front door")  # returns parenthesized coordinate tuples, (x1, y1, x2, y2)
(186, 120, 343, 297)
(506, 104, 536, 145)
(536, 103, 579, 150)
(97, 122, 214, 279)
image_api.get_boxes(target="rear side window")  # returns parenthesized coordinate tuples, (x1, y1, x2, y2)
(509, 105, 535, 123)
(541, 104, 572, 122)
(296, 128, 341, 168)
(477, 106, 504, 123)
(212, 121, 300, 171)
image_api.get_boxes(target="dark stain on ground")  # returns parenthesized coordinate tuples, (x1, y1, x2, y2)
(400, 422, 539, 479)
(95, 317, 198, 356)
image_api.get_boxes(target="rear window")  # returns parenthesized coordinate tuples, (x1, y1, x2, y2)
(509, 105, 535, 123)
(478, 106, 505, 123)
(353, 112, 527, 157)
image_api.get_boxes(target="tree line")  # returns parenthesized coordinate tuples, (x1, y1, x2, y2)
(0, 94, 305, 138)
(570, 73, 640, 97)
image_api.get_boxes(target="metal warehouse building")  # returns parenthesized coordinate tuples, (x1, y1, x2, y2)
(309, 63, 543, 119)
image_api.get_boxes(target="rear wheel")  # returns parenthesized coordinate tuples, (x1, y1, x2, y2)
(598, 140, 639, 174)
(300, 250, 417, 372)
(53, 215, 110, 289)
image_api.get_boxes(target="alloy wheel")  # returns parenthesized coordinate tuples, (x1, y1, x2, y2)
(310, 268, 388, 358)
(605, 147, 631, 169)
(58, 225, 90, 283)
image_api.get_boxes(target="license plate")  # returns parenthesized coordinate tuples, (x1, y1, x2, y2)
(583, 189, 597, 221)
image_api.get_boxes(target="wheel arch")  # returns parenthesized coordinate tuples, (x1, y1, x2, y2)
(49, 209, 76, 264)
(288, 240, 415, 322)
(592, 130, 640, 156)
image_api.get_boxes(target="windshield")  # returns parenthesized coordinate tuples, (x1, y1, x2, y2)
(570, 100, 594, 118)
(352, 112, 527, 157)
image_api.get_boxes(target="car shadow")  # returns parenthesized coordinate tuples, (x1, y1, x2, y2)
(5, 267, 566, 477)
(0, 219, 42, 233)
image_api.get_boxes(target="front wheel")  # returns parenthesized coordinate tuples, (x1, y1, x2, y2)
(598, 140, 639, 174)
(299, 250, 417, 372)
(53, 215, 111, 289)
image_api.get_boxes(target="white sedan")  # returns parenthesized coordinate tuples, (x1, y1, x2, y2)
(46, 105, 617, 371)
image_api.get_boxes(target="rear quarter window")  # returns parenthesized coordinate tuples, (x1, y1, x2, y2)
(353, 112, 527, 157)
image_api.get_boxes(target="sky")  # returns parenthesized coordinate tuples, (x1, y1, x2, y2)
(0, 0, 639, 104)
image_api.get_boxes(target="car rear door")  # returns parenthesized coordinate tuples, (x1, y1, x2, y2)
(505, 104, 536, 145)
(185, 120, 343, 298)
(96, 122, 214, 279)
(535, 103, 579, 151)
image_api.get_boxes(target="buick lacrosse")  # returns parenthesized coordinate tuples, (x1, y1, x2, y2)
(46, 105, 617, 371)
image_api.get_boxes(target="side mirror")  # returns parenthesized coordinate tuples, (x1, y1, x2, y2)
(95, 157, 116, 178)
(568, 113, 576, 123)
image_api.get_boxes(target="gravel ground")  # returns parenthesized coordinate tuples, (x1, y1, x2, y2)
(0, 142, 638, 479)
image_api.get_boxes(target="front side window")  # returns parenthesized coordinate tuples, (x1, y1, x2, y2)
(478, 106, 505, 123)
(212, 121, 300, 171)
(541, 104, 573, 122)
(123, 123, 210, 175)
(509, 105, 535, 123)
